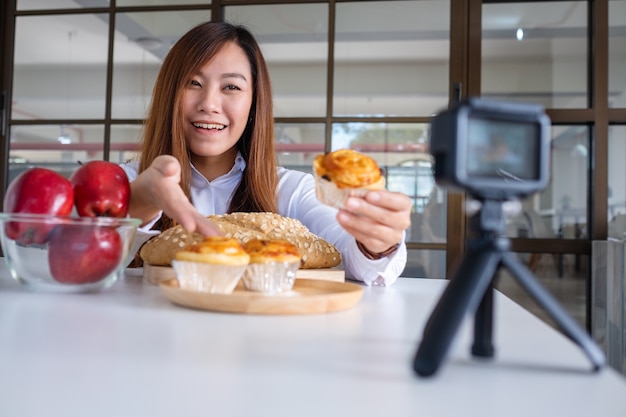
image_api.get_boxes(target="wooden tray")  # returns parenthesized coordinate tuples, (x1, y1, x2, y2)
(159, 279, 364, 315)
(144, 263, 344, 285)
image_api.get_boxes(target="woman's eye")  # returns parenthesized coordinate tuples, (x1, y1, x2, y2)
(224, 84, 241, 91)
(190, 80, 201, 87)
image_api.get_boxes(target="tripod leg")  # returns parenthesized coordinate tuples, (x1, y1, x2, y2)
(413, 240, 502, 377)
(472, 283, 495, 358)
(501, 252, 605, 370)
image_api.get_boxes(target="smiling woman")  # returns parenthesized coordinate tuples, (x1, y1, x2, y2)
(121, 20, 411, 287)
(132, 21, 279, 222)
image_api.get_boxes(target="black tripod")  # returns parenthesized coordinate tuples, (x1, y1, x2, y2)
(413, 198, 606, 377)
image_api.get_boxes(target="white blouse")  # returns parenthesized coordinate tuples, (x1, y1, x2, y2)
(122, 154, 407, 286)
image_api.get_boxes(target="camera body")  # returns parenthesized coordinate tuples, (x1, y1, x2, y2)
(429, 98, 551, 200)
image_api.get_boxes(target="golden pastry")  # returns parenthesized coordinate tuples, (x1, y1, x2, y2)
(242, 238, 302, 264)
(171, 236, 250, 294)
(313, 149, 385, 189)
(241, 238, 302, 294)
(174, 236, 250, 266)
(313, 149, 385, 209)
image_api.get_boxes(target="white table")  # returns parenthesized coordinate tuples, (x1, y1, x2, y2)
(0, 260, 624, 417)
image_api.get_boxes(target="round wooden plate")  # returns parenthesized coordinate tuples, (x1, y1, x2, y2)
(159, 279, 364, 315)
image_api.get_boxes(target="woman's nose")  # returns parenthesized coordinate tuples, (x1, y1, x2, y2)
(198, 87, 220, 113)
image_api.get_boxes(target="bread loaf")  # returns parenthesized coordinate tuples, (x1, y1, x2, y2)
(139, 212, 342, 269)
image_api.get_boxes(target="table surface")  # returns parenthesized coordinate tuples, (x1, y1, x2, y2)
(0, 261, 625, 417)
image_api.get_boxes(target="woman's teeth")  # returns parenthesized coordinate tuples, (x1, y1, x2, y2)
(193, 123, 225, 130)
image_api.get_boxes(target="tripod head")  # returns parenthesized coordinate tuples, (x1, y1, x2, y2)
(466, 198, 521, 238)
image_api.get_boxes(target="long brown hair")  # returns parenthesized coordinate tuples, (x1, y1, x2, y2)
(139, 21, 278, 230)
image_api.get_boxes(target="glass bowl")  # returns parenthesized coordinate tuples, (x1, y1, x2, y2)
(0, 213, 140, 293)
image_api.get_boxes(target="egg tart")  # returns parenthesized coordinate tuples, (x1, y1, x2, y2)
(171, 236, 250, 294)
(313, 149, 385, 208)
(241, 239, 302, 294)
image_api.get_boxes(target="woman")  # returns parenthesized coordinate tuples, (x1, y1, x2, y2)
(123, 21, 412, 286)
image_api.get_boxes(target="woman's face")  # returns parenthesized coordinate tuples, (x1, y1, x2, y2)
(182, 42, 253, 160)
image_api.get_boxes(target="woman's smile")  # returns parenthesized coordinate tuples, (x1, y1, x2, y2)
(192, 122, 226, 131)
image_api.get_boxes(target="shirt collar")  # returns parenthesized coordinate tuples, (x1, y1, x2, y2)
(233, 152, 247, 172)
(190, 151, 247, 185)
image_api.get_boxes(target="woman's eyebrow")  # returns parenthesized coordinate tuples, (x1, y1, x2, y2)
(222, 72, 248, 82)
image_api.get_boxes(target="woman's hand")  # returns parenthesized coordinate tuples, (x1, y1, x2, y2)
(336, 190, 412, 256)
(128, 155, 221, 237)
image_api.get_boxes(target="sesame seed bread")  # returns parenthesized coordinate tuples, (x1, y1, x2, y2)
(139, 212, 342, 269)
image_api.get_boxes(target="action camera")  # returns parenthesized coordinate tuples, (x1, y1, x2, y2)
(429, 98, 551, 200)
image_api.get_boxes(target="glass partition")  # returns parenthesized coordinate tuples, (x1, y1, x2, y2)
(482, 1, 588, 109)
(275, 123, 325, 170)
(609, 0, 626, 109)
(117, 0, 209, 5)
(504, 125, 589, 240)
(112, 11, 211, 119)
(608, 125, 626, 237)
(13, 14, 110, 120)
(110, 124, 142, 165)
(334, 0, 450, 117)
(224, 4, 329, 118)
(404, 249, 446, 279)
(17, 0, 109, 10)
(8, 124, 106, 180)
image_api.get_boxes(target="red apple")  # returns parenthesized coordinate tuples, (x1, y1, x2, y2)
(48, 224, 123, 284)
(70, 161, 130, 218)
(3, 168, 74, 245)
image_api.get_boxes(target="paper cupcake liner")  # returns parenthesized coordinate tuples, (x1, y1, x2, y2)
(314, 172, 368, 209)
(242, 261, 300, 294)
(172, 260, 246, 294)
